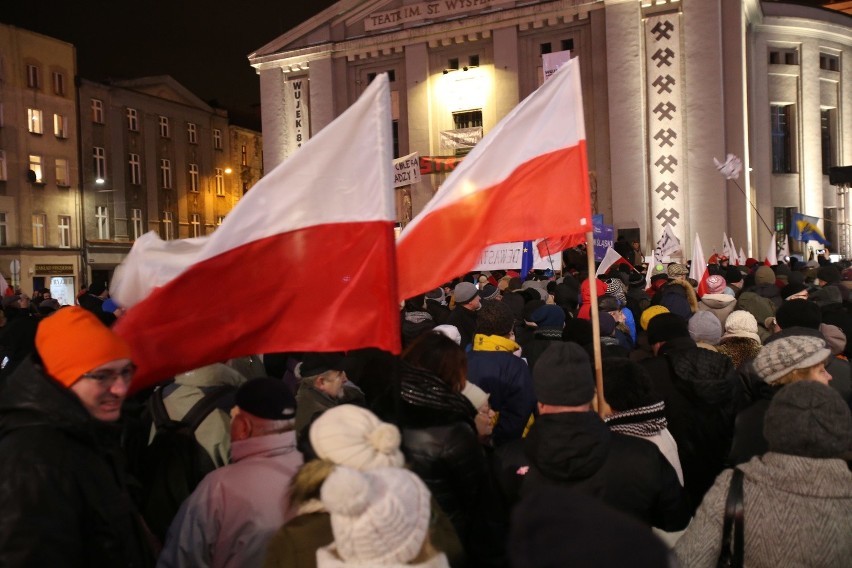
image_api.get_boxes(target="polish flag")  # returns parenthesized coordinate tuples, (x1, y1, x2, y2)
(396, 59, 591, 301)
(595, 247, 635, 277)
(764, 232, 778, 266)
(111, 75, 400, 391)
(690, 233, 710, 297)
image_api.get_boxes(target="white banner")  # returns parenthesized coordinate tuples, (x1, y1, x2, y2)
(472, 240, 561, 271)
(542, 50, 571, 81)
(440, 127, 483, 150)
(393, 152, 421, 187)
(283, 77, 310, 155)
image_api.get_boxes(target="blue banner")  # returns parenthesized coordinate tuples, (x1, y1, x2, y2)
(593, 216, 614, 262)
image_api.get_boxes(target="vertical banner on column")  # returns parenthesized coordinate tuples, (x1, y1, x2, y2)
(645, 13, 686, 256)
(283, 75, 311, 156)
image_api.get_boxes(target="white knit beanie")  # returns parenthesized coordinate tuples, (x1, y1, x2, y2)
(321, 466, 431, 564)
(462, 381, 489, 410)
(722, 310, 761, 343)
(309, 405, 405, 470)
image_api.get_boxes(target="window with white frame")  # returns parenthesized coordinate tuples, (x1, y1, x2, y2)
(127, 108, 138, 131)
(29, 155, 44, 183)
(190, 213, 201, 237)
(213, 128, 222, 149)
(159, 115, 170, 138)
(55, 158, 69, 186)
(26, 64, 40, 89)
(187, 123, 197, 144)
(131, 208, 143, 240)
(0, 150, 6, 181)
(0, 212, 7, 246)
(54, 113, 68, 138)
(214, 168, 224, 195)
(58, 215, 71, 248)
(128, 153, 141, 185)
(93, 147, 106, 180)
(162, 211, 174, 240)
(189, 163, 199, 192)
(160, 159, 172, 188)
(91, 99, 104, 123)
(28, 108, 44, 134)
(52, 71, 65, 96)
(96, 205, 109, 239)
(32, 214, 46, 247)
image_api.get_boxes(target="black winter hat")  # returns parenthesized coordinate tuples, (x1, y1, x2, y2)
(300, 352, 347, 377)
(817, 265, 841, 284)
(725, 266, 744, 284)
(235, 377, 297, 420)
(775, 300, 821, 330)
(764, 381, 851, 458)
(476, 299, 515, 336)
(646, 312, 689, 345)
(602, 358, 658, 411)
(533, 342, 594, 406)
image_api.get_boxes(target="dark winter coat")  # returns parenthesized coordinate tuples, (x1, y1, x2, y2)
(0, 358, 155, 567)
(520, 411, 690, 530)
(522, 327, 564, 371)
(396, 365, 489, 544)
(467, 351, 535, 446)
(640, 336, 743, 511)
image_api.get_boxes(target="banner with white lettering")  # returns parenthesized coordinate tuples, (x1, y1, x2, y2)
(393, 152, 421, 187)
(366, 0, 515, 32)
(472, 240, 561, 272)
(283, 77, 310, 155)
(440, 127, 483, 150)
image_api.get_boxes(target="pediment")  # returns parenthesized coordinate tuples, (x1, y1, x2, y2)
(112, 75, 213, 111)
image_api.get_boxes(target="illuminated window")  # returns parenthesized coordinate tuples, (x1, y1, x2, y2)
(54, 114, 68, 138)
(29, 155, 44, 183)
(28, 108, 44, 134)
(162, 211, 174, 240)
(215, 168, 224, 195)
(190, 213, 201, 238)
(0, 150, 6, 181)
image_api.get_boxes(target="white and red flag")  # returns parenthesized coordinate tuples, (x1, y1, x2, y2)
(396, 59, 591, 301)
(111, 75, 400, 391)
(690, 233, 710, 296)
(764, 232, 778, 266)
(595, 247, 634, 277)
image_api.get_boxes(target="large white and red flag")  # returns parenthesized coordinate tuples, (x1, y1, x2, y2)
(396, 59, 591, 301)
(690, 233, 710, 296)
(111, 75, 400, 391)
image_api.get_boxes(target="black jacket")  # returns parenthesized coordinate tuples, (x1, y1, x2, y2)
(520, 412, 689, 531)
(395, 365, 490, 544)
(447, 306, 478, 350)
(640, 337, 743, 510)
(0, 358, 154, 567)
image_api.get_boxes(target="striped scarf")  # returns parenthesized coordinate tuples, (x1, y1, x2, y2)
(604, 401, 667, 438)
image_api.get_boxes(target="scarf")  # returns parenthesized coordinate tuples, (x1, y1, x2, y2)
(398, 363, 475, 419)
(604, 401, 667, 438)
(472, 333, 520, 352)
(404, 311, 433, 324)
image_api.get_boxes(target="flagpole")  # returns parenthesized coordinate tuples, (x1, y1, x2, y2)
(585, 231, 606, 417)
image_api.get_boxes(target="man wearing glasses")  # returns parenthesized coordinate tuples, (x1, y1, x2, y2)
(0, 307, 155, 566)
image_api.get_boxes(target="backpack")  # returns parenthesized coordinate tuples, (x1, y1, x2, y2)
(140, 383, 235, 541)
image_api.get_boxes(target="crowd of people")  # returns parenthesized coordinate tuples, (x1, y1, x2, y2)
(0, 246, 850, 567)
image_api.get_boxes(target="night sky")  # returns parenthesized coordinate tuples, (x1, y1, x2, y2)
(2, 0, 338, 128)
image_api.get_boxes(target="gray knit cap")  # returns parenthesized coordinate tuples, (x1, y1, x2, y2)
(753, 335, 831, 384)
(688, 311, 722, 345)
(764, 381, 852, 458)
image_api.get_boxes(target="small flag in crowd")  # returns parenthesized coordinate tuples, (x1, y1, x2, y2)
(396, 59, 591, 301)
(595, 247, 634, 277)
(520, 241, 535, 279)
(690, 233, 710, 296)
(112, 75, 401, 391)
(765, 232, 778, 266)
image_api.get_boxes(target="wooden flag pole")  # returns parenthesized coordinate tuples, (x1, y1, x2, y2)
(585, 231, 606, 417)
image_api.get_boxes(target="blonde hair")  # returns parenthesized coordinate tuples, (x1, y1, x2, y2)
(774, 362, 824, 386)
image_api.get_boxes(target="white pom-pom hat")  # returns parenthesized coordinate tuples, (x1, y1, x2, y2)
(309, 404, 405, 470)
(320, 466, 432, 564)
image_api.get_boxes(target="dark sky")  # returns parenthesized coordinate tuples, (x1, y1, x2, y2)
(2, 0, 338, 128)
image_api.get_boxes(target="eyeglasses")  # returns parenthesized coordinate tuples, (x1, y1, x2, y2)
(80, 363, 137, 385)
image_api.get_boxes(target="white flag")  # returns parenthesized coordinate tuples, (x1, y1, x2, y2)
(738, 247, 747, 266)
(765, 233, 778, 266)
(779, 234, 790, 261)
(690, 233, 707, 283)
(655, 224, 681, 258)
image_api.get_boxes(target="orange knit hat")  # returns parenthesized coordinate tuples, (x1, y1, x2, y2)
(35, 307, 133, 387)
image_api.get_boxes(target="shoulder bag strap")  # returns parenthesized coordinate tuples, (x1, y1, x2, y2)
(182, 385, 236, 432)
(718, 468, 745, 568)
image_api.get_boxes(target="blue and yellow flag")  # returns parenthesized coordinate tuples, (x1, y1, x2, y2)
(790, 213, 830, 245)
(520, 240, 535, 279)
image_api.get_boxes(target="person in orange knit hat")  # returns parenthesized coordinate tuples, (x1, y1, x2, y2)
(0, 306, 155, 565)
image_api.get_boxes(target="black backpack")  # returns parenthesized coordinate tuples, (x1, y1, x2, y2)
(140, 383, 235, 541)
